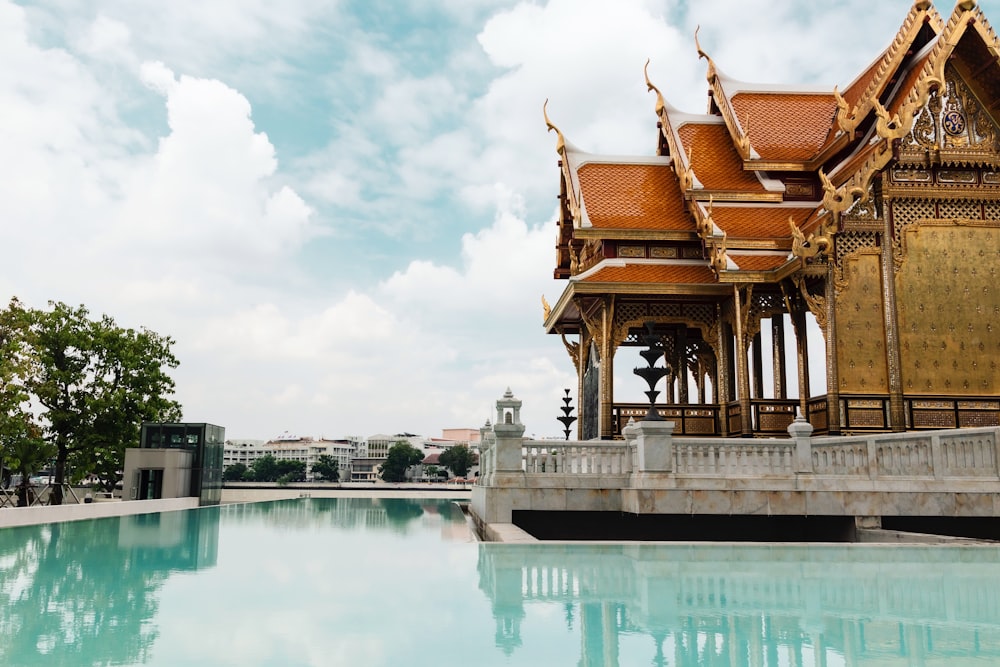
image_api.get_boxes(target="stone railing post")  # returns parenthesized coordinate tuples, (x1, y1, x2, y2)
(787, 414, 814, 474)
(494, 425, 525, 474)
(634, 420, 675, 473)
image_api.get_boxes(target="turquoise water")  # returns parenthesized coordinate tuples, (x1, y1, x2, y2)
(2, 498, 1000, 666)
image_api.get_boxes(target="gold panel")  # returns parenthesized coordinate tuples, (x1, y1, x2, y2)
(847, 408, 885, 427)
(960, 412, 1000, 427)
(896, 223, 1000, 396)
(835, 253, 889, 393)
(619, 245, 645, 258)
(649, 246, 678, 259)
(912, 409, 957, 429)
(685, 418, 715, 434)
(759, 412, 794, 431)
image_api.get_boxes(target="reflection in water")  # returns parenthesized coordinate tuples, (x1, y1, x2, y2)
(478, 543, 1000, 666)
(0, 507, 220, 667)
(223, 496, 469, 538)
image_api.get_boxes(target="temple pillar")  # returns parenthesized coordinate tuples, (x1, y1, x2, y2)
(696, 358, 707, 404)
(677, 328, 689, 404)
(881, 215, 905, 431)
(734, 286, 754, 436)
(752, 331, 764, 399)
(825, 263, 841, 435)
(716, 303, 733, 437)
(772, 316, 787, 399)
(598, 297, 616, 439)
(792, 305, 811, 419)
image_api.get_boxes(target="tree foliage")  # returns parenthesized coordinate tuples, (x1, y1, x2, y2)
(439, 445, 476, 478)
(246, 455, 306, 483)
(223, 463, 247, 482)
(379, 441, 424, 482)
(0, 299, 182, 503)
(311, 455, 339, 482)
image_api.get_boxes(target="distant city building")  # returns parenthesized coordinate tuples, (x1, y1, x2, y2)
(223, 435, 363, 481)
(441, 428, 481, 447)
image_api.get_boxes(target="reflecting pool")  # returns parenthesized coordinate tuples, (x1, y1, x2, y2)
(1, 497, 1000, 666)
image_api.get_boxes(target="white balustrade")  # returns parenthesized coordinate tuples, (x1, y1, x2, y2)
(522, 440, 633, 475)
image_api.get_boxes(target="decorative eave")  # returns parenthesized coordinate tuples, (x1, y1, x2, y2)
(696, 27, 756, 162)
(818, 0, 1000, 222)
(834, 0, 944, 140)
(645, 61, 705, 195)
(545, 100, 584, 229)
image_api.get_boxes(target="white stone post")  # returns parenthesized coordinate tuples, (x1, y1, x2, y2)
(634, 420, 675, 473)
(787, 413, 814, 474)
(494, 388, 526, 478)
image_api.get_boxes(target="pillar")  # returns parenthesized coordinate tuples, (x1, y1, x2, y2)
(881, 209, 905, 431)
(734, 286, 754, 437)
(752, 331, 764, 399)
(677, 327, 689, 404)
(772, 315, 787, 399)
(598, 297, 616, 440)
(792, 305, 811, 420)
(825, 263, 841, 435)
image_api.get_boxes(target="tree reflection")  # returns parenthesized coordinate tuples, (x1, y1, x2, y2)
(0, 508, 219, 667)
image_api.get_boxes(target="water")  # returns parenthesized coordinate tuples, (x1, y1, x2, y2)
(1, 497, 1000, 666)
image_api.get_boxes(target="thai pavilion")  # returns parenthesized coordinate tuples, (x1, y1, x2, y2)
(543, 0, 1000, 440)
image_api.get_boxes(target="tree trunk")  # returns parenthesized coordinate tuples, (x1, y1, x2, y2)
(51, 449, 67, 505)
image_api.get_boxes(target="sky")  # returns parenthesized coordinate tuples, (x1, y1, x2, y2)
(3, 0, 991, 440)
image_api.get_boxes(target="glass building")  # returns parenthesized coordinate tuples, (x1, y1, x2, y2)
(138, 423, 225, 505)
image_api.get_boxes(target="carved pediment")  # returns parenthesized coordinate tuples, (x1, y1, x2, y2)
(900, 64, 1000, 164)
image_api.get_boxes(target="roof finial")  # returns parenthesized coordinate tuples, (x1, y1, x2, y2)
(644, 59, 666, 118)
(543, 99, 566, 156)
(694, 26, 717, 81)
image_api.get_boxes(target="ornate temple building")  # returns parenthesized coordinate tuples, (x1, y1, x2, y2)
(543, 0, 1000, 440)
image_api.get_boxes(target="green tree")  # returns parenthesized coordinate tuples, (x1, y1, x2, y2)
(379, 441, 424, 482)
(247, 456, 305, 482)
(0, 299, 33, 488)
(274, 459, 306, 482)
(439, 444, 476, 478)
(311, 455, 339, 481)
(249, 454, 279, 482)
(18, 301, 182, 503)
(223, 463, 247, 482)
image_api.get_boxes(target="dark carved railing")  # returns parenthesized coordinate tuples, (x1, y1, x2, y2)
(611, 395, 999, 438)
(612, 404, 720, 437)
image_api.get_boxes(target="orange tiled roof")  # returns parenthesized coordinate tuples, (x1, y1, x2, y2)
(580, 263, 717, 284)
(841, 53, 886, 109)
(676, 123, 764, 191)
(577, 163, 694, 230)
(730, 93, 839, 162)
(711, 206, 815, 239)
(729, 254, 789, 271)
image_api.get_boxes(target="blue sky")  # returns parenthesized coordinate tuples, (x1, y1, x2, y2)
(3, 0, 989, 440)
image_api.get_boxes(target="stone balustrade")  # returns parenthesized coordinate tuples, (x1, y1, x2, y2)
(470, 389, 1000, 529)
(522, 440, 633, 475)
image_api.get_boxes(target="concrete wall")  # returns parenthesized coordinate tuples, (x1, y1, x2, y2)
(0, 497, 199, 529)
(122, 448, 193, 500)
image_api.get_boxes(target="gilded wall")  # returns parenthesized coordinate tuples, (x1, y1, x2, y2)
(835, 252, 889, 393)
(896, 222, 1000, 395)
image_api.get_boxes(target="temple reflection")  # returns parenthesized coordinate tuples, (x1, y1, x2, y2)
(478, 544, 1000, 666)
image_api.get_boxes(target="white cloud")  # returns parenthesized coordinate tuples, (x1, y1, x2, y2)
(2, 0, 960, 442)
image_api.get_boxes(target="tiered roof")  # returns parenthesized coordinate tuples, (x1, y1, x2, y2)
(544, 0, 1000, 333)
